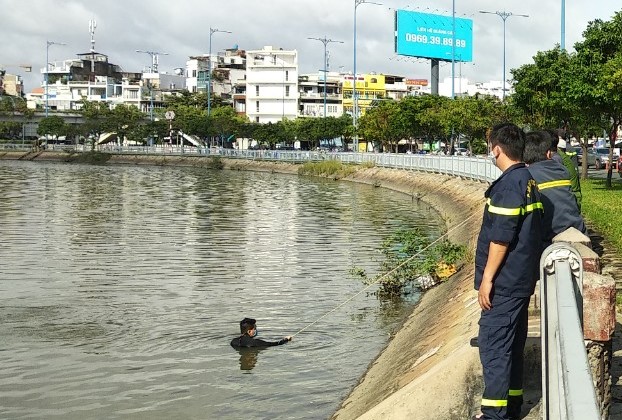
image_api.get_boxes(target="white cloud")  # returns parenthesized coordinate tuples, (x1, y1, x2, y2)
(0, 0, 619, 92)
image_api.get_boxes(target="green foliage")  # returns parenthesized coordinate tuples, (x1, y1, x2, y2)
(37, 116, 67, 139)
(581, 179, 622, 253)
(298, 160, 358, 178)
(351, 228, 466, 298)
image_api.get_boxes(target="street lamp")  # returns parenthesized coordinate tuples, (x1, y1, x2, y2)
(45, 40, 66, 117)
(207, 27, 231, 117)
(308, 36, 344, 119)
(354, 0, 382, 151)
(479, 10, 528, 101)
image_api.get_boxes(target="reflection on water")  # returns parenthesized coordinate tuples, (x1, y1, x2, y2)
(236, 348, 264, 372)
(0, 160, 443, 419)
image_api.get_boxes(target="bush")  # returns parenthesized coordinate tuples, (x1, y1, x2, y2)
(351, 228, 466, 299)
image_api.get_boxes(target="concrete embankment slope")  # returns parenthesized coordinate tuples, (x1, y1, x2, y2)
(3, 151, 491, 418)
(333, 168, 490, 420)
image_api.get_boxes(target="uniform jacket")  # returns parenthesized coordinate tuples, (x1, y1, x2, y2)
(475, 163, 543, 298)
(528, 159, 586, 244)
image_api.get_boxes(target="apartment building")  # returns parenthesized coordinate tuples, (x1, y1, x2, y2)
(298, 71, 342, 118)
(342, 73, 387, 118)
(186, 48, 246, 115)
(29, 51, 185, 112)
(245, 46, 298, 124)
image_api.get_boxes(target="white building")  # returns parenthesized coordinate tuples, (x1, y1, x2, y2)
(298, 71, 342, 118)
(245, 46, 298, 124)
(186, 48, 246, 115)
(28, 52, 185, 112)
(431, 77, 511, 100)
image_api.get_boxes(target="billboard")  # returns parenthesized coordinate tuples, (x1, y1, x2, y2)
(394, 10, 473, 62)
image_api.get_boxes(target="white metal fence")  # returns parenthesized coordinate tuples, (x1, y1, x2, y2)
(0, 144, 502, 183)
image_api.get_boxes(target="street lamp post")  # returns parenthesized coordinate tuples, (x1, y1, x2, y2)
(45, 40, 66, 117)
(207, 27, 231, 117)
(354, 0, 382, 152)
(308, 36, 344, 119)
(479, 10, 528, 101)
(561, 0, 566, 50)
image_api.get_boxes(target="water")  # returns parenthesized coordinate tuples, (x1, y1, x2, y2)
(0, 160, 444, 419)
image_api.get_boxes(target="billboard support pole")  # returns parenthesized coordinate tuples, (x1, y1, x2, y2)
(431, 59, 439, 96)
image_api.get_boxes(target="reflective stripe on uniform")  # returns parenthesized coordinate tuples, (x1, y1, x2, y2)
(486, 199, 543, 216)
(508, 389, 523, 397)
(481, 398, 508, 407)
(538, 179, 572, 190)
(525, 202, 544, 213)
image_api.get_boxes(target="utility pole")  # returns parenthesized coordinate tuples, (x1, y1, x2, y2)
(207, 27, 231, 117)
(307, 36, 344, 119)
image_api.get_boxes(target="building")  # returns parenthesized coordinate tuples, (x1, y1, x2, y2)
(245, 46, 298, 124)
(186, 48, 246, 115)
(0, 72, 25, 97)
(29, 51, 185, 113)
(342, 73, 387, 118)
(298, 71, 342, 118)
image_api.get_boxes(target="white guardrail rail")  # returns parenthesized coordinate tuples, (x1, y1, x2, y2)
(0, 143, 502, 183)
(540, 243, 600, 420)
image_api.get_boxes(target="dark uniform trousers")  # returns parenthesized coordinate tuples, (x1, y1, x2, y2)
(479, 294, 530, 420)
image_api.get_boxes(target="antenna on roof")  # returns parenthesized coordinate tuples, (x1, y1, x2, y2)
(89, 19, 97, 52)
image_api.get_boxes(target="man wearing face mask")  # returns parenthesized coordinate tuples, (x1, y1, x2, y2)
(473, 123, 543, 420)
(230, 317, 292, 348)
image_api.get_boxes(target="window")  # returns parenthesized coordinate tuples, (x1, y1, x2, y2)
(371, 78, 377, 83)
(256, 86, 259, 96)
(285, 71, 289, 81)
(192, 70, 197, 78)
(285, 86, 290, 97)
(192, 86, 197, 93)
(256, 101, 259, 112)
(256, 116, 259, 123)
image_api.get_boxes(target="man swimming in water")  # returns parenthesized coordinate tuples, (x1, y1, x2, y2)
(230, 317, 292, 348)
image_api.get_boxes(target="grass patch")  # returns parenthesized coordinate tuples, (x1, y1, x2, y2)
(297, 160, 358, 179)
(581, 178, 622, 252)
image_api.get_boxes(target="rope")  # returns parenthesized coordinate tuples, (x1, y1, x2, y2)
(291, 211, 481, 338)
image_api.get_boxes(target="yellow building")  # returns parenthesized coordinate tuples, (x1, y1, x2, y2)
(342, 73, 386, 117)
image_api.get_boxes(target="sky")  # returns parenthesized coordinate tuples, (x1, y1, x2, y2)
(1, 0, 620, 93)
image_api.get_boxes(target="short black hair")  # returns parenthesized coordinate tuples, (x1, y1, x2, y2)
(524, 131, 553, 164)
(544, 129, 559, 152)
(489, 123, 525, 161)
(240, 317, 256, 334)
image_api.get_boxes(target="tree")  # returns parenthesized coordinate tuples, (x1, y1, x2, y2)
(569, 11, 622, 187)
(104, 105, 144, 145)
(37, 116, 67, 140)
(79, 100, 111, 149)
(359, 100, 406, 152)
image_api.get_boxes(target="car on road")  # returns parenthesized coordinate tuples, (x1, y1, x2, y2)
(587, 147, 620, 169)
(585, 148, 620, 169)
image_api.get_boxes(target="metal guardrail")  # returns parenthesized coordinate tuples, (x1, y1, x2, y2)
(0, 144, 503, 183)
(540, 243, 600, 420)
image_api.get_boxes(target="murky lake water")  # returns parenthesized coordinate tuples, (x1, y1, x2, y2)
(0, 160, 443, 419)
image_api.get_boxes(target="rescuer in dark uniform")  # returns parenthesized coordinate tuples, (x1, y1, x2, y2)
(230, 317, 292, 348)
(473, 123, 543, 420)
(524, 130, 587, 246)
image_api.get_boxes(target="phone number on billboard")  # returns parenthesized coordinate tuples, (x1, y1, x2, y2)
(405, 33, 467, 48)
